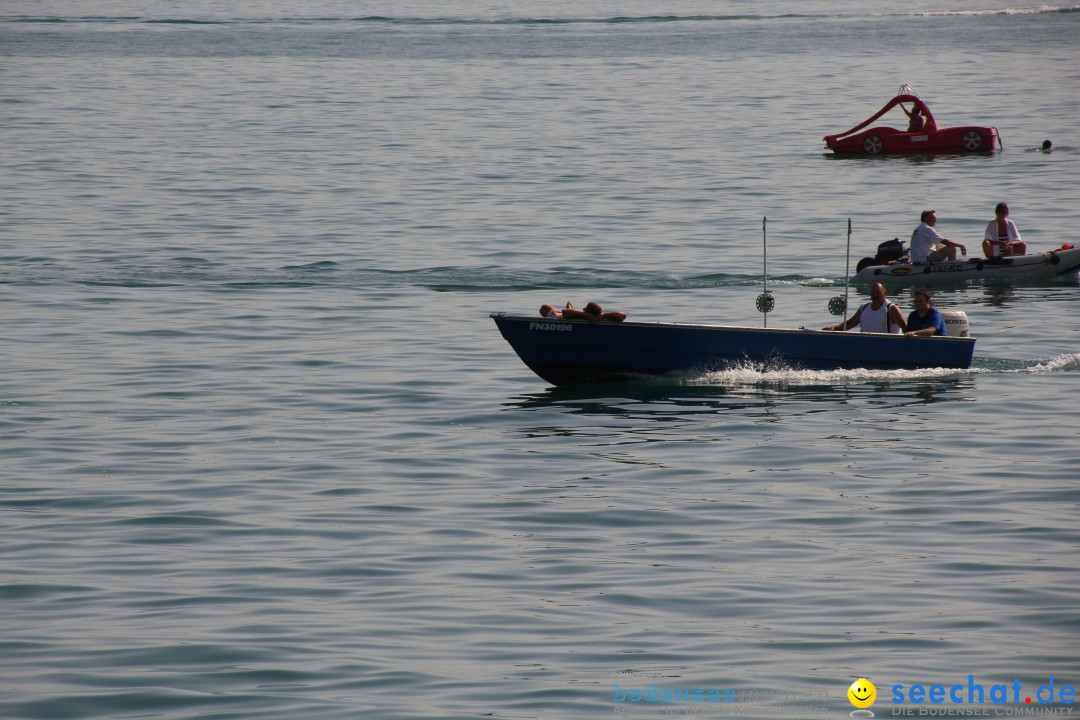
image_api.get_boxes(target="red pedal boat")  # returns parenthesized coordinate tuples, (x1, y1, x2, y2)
(824, 85, 1000, 155)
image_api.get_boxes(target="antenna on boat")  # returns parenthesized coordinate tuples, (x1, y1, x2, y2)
(757, 215, 774, 327)
(828, 218, 851, 324)
(844, 218, 852, 325)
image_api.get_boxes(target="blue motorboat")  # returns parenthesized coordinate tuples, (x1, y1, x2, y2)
(491, 314, 976, 386)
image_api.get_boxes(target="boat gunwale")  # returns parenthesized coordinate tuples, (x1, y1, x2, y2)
(491, 314, 976, 343)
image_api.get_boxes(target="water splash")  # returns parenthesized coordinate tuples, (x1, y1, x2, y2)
(681, 363, 978, 388)
(640, 352, 1080, 388)
(1023, 353, 1080, 372)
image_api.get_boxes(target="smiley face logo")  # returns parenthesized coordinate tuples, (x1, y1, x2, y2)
(848, 678, 877, 709)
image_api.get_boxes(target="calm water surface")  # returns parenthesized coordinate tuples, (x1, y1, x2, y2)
(2, 2, 1079, 719)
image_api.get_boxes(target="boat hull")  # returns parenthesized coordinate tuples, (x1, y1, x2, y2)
(852, 247, 1080, 286)
(492, 315, 976, 386)
(825, 125, 998, 155)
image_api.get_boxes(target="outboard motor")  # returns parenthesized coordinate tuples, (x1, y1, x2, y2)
(876, 238, 907, 263)
(857, 238, 909, 272)
(940, 310, 970, 338)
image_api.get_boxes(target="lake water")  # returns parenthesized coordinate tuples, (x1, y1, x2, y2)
(2, 3, 1079, 719)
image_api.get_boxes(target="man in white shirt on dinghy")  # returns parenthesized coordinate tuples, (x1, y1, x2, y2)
(910, 209, 966, 263)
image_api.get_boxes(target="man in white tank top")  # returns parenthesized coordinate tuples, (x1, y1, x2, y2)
(822, 282, 907, 334)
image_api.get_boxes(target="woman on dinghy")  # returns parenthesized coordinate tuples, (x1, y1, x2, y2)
(982, 202, 1027, 258)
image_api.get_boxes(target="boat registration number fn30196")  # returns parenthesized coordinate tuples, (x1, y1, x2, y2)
(529, 322, 573, 332)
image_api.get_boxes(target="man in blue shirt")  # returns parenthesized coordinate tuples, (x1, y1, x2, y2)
(904, 288, 947, 336)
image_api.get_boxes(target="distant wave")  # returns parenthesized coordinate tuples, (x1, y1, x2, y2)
(1, 14, 788, 26)
(5, 16, 231, 25)
(0, 259, 836, 292)
(411, 267, 831, 292)
(8, 260, 1080, 294)
(905, 5, 1080, 17)
(6, 7, 1079, 26)
(8, 260, 1077, 293)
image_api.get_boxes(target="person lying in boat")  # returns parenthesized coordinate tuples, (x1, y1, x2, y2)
(982, 202, 1027, 258)
(911, 209, 966, 263)
(539, 303, 565, 319)
(539, 301, 626, 323)
(904, 288, 946, 337)
(822, 282, 907, 334)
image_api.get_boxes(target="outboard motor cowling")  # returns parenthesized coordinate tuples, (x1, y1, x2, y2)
(940, 310, 970, 338)
(876, 238, 907, 263)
